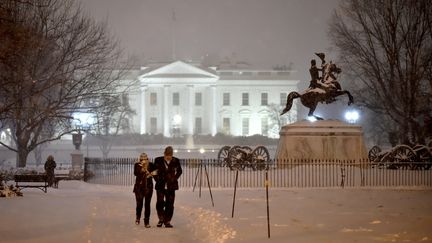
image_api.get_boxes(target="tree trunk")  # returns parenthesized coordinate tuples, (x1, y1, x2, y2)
(16, 149, 30, 168)
(34, 145, 43, 166)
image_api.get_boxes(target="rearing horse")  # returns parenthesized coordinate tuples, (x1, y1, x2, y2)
(280, 62, 354, 120)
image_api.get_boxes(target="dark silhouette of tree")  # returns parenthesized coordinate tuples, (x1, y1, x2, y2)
(329, 0, 432, 145)
(90, 92, 135, 159)
(0, 0, 129, 167)
(267, 103, 296, 137)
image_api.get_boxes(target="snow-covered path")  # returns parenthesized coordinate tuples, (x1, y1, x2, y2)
(0, 182, 201, 243)
(1, 181, 431, 243)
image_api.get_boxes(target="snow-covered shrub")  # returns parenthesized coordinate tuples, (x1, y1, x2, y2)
(0, 173, 23, 197)
(69, 169, 84, 180)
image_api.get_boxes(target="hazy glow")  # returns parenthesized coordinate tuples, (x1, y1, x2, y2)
(173, 115, 182, 124)
(73, 112, 94, 127)
(307, 116, 317, 122)
(199, 148, 205, 154)
(345, 110, 359, 123)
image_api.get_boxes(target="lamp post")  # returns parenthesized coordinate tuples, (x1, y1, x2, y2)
(72, 130, 82, 150)
(71, 129, 83, 171)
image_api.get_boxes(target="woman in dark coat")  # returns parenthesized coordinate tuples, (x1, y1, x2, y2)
(44, 155, 56, 187)
(133, 153, 155, 227)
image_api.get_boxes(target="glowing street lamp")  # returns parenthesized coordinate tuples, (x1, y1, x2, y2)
(173, 115, 182, 125)
(307, 116, 318, 122)
(345, 110, 359, 123)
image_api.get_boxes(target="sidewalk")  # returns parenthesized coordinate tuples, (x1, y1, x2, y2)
(0, 181, 431, 243)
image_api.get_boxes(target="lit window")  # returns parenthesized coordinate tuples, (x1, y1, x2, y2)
(242, 93, 249, 106)
(223, 118, 230, 135)
(223, 93, 230, 106)
(261, 117, 268, 136)
(261, 93, 268, 106)
(173, 92, 179, 106)
(195, 117, 202, 134)
(195, 92, 202, 106)
(242, 118, 249, 136)
(150, 117, 157, 134)
(280, 93, 287, 106)
(150, 93, 157, 106)
(121, 94, 130, 106)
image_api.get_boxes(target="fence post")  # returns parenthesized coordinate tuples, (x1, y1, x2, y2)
(340, 160, 345, 188)
(84, 157, 88, 182)
(265, 170, 270, 238)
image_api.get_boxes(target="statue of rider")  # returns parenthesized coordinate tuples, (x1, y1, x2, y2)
(314, 52, 341, 91)
(308, 59, 321, 89)
(315, 52, 326, 83)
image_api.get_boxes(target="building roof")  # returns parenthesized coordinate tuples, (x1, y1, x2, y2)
(138, 60, 298, 82)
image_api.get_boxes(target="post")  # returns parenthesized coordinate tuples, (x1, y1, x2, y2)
(340, 165, 345, 188)
(193, 159, 200, 192)
(84, 157, 88, 182)
(231, 170, 239, 218)
(203, 162, 214, 207)
(199, 161, 203, 198)
(265, 170, 271, 238)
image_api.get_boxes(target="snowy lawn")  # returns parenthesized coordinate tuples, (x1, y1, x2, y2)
(0, 181, 431, 243)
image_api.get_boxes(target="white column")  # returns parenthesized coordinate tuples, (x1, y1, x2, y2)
(140, 86, 147, 134)
(210, 85, 217, 135)
(163, 85, 170, 137)
(187, 85, 194, 134)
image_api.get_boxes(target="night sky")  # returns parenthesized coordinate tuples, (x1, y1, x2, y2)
(82, 0, 346, 118)
(82, 0, 340, 80)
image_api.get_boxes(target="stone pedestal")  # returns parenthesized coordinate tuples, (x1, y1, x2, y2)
(71, 150, 84, 170)
(276, 120, 368, 162)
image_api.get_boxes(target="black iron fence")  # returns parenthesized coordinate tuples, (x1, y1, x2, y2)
(84, 158, 432, 188)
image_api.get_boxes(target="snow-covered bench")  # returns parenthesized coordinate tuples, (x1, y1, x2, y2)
(14, 174, 48, 193)
(53, 174, 69, 188)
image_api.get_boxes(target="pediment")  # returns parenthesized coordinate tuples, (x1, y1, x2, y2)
(140, 61, 218, 79)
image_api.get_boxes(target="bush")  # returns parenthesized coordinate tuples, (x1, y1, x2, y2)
(68, 169, 84, 180)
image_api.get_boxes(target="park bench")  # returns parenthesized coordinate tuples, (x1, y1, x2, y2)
(14, 174, 48, 193)
(53, 174, 70, 188)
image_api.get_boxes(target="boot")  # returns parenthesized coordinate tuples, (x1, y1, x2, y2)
(144, 218, 150, 228)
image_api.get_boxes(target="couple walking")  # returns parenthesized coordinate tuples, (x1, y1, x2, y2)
(133, 146, 182, 228)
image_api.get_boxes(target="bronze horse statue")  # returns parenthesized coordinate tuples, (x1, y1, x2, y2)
(280, 61, 354, 120)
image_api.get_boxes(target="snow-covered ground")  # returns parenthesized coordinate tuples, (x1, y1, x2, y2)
(0, 181, 431, 243)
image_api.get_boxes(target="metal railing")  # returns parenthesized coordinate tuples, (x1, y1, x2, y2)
(84, 158, 432, 188)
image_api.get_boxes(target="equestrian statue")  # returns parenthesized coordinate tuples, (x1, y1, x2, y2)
(280, 53, 353, 120)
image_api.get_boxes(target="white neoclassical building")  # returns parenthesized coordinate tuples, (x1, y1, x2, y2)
(123, 60, 300, 138)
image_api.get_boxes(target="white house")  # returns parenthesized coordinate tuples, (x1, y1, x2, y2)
(125, 60, 300, 138)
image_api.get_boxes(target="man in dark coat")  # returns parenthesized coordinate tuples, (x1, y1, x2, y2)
(153, 146, 182, 228)
(44, 155, 56, 187)
(133, 152, 155, 227)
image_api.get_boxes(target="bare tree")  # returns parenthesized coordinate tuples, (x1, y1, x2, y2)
(0, 0, 129, 167)
(267, 103, 296, 138)
(90, 92, 135, 159)
(329, 0, 432, 145)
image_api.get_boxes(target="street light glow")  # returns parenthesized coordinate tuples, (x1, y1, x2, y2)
(345, 110, 359, 123)
(307, 116, 317, 122)
(173, 115, 182, 124)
